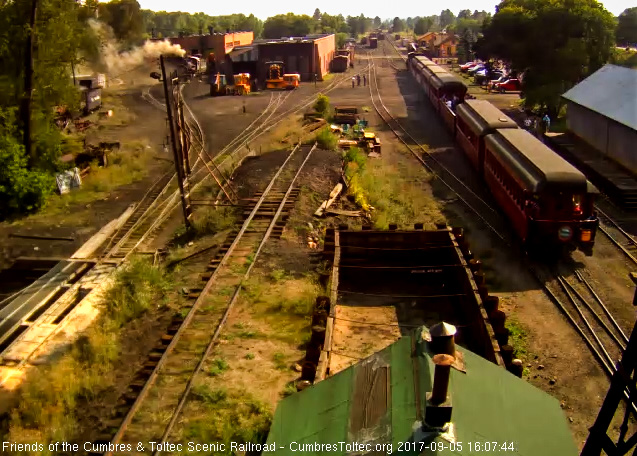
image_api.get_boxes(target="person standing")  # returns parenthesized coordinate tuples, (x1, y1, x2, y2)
(542, 113, 551, 133)
(357, 74, 361, 86)
(363, 74, 367, 86)
(352, 77, 355, 88)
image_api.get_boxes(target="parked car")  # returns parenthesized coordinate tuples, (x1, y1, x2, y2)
(494, 78, 521, 93)
(467, 64, 485, 75)
(487, 75, 508, 91)
(475, 69, 503, 86)
(459, 61, 478, 72)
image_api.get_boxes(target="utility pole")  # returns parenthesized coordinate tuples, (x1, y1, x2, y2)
(22, 0, 38, 165)
(160, 55, 192, 230)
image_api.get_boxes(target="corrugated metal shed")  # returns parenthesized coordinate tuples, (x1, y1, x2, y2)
(267, 327, 578, 456)
(562, 64, 637, 131)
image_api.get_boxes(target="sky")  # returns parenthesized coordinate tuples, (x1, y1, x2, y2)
(135, 0, 633, 19)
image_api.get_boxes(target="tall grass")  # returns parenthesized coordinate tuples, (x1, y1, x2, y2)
(106, 257, 173, 326)
(343, 147, 371, 211)
(5, 258, 172, 453)
(315, 127, 338, 150)
(192, 206, 239, 237)
(184, 386, 272, 450)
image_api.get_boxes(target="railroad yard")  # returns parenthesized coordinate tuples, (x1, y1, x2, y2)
(1, 30, 637, 455)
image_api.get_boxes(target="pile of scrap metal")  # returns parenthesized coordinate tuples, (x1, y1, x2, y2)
(333, 106, 358, 124)
(333, 121, 381, 155)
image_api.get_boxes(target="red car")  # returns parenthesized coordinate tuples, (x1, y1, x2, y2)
(494, 78, 521, 93)
(460, 61, 479, 72)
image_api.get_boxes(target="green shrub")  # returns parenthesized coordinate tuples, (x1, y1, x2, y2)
(105, 257, 172, 326)
(315, 127, 338, 150)
(0, 132, 54, 218)
(313, 93, 330, 118)
(193, 206, 239, 236)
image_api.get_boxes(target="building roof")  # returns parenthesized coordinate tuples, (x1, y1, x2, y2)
(562, 64, 637, 131)
(457, 100, 519, 135)
(258, 34, 334, 45)
(486, 129, 591, 193)
(266, 326, 578, 455)
(417, 32, 437, 42)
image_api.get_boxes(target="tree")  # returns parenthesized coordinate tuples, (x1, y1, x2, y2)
(458, 28, 476, 63)
(458, 9, 472, 20)
(392, 17, 405, 32)
(263, 13, 315, 38)
(617, 7, 637, 46)
(98, 0, 144, 45)
(336, 32, 348, 48)
(475, 0, 616, 117)
(440, 9, 455, 29)
(374, 16, 382, 27)
(313, 8, 321, 21)
(414, 17, 432, 35)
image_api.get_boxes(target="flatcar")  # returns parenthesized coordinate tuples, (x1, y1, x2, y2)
(406, 55, 599, 256)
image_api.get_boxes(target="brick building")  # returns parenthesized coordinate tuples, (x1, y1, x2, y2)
(255, 34, 335, 82)
(160, 29, 254, 71)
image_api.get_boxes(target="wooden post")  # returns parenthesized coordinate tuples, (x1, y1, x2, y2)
(22, 0, 38, 165)
(160, 56, 192, 230)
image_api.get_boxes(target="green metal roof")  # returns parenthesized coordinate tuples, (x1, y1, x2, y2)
(266, 327, 578, 456)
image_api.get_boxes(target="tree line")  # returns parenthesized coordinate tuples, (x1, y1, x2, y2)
(1, 0, 635, 218)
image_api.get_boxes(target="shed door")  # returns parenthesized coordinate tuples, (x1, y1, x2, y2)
(288, 55, 297, 73)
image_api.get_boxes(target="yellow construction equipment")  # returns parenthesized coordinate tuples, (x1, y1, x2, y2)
(283, 73, 300, 89)
(209, 73, 230, 96)
(233, 73, 251, 95)
(266, 61, 285, 89)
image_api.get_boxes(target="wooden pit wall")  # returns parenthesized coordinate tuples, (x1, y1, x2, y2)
(298, 225, 519, 386)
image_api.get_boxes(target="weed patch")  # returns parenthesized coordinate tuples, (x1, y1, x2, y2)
(360, 158, 443, 229)
(314, 126, 338, 150)
(192, 206, 239, 237)
(506, 317, 529, 361)
(4, 257, 174, 452)
(272, 352, 288, 370)
(208, 358, 230, 377)
(105, 257, 172, 326)
(182, 388, 271, 447)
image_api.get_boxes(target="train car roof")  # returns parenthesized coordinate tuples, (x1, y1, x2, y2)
(414, 56, 437, 66)
(485, 129, 589, 193)
(456, 100, 519, 135)
(430, 72, 467, 91)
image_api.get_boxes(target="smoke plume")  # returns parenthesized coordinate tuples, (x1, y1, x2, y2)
(88, 20, 185, 76)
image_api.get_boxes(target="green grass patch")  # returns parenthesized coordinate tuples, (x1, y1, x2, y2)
(272, 352, 288, 370)
(25, 140, 154, 224)
(612, 48, 637, 69)
(105, 257, 173, 326)
(192, 206, 239, 237)
(314, 126, 338, 150)
(506, 317, 529, 361)
(208, 358, 230, 377)
(347, 149, 444, 229)
(245, 352, 255, 360)
(4, 256, 173, 451)
(182, 387, 271, 447)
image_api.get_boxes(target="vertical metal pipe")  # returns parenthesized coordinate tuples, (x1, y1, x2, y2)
(431, 354, 454, 405)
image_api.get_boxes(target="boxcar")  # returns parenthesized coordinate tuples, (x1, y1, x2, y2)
(483, 129, 598, 255)
(456, 100, 518, 174)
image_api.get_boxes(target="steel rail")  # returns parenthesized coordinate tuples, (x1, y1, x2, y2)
(367, 56, 508, 244)
(576, 270, 630, 345)
(105, 143, 303, 454)
(152, 143, 318, 455)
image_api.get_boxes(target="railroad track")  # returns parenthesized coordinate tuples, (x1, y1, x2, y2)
(367, 52, 510, 244)
(595, 201, 637, 265)
(371, 43, 635, 395)
(87, 143, 317, 455)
